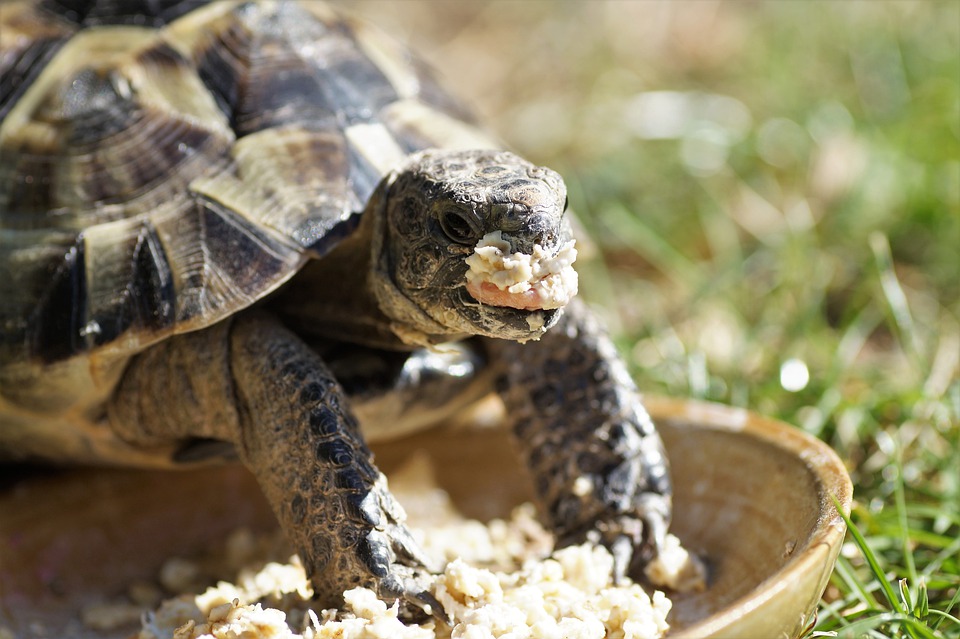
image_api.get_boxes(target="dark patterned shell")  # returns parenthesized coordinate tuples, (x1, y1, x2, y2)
(0, 1, 497, 362)
(0, 0, 497, 459)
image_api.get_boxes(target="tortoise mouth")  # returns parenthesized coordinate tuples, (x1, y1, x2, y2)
(455, 287, 563, 340)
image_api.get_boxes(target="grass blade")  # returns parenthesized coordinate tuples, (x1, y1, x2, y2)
(833, 555, 882, 611)
(870, 231, 924, 369)
(930, 588, 960, 632)
(833, 495, 906, 615)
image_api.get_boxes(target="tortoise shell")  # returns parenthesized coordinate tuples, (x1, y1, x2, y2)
(0, 0, 497, 462)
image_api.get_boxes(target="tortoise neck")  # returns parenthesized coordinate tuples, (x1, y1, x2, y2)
(274, 176, 470, 350)
(270, 207, 401, 349)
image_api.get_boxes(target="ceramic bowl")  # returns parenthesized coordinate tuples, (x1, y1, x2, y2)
(0, 397, 851, 638)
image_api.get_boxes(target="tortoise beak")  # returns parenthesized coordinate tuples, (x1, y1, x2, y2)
(456, 287, 564, 341)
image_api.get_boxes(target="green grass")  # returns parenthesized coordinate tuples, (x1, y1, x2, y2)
(561, 5, 960, 636)
(361, 1, 959, 634)
(559, 4, 960, 636)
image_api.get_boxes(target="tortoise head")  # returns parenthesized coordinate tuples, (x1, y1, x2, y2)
(370, 149, 576, 345)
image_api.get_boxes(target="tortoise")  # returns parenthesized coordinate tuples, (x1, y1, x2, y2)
(0, 0, 671, 615)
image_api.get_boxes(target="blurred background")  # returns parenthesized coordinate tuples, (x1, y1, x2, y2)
(347, 1, 959, 633)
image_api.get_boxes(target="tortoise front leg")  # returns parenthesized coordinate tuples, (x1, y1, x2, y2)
(486, 298, 671, 580)
(109, 312, 440, 614)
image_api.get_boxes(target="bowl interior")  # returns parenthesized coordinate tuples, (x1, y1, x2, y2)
(0, 398, 850, 638)
(648, 398, 851, 637)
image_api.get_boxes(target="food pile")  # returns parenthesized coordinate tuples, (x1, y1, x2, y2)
(129, 456, 704, 639)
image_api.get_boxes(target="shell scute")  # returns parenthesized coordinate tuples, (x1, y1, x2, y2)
(31, 238, 87, 362)
(80, 217, 177, 350)
(229, 125, 357, 250)
(0, 25, 234, 225)
(170, 1, 399, 136)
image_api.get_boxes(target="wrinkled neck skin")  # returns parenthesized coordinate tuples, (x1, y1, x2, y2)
(271, 181, 449, 351)
(368, 175, 472, 348)
(279, 161, 548, 351)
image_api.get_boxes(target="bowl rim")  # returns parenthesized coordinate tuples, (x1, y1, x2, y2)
(644, 396, 853, 638)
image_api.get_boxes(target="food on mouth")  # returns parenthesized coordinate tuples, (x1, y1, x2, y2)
(464, 231, 578, 311)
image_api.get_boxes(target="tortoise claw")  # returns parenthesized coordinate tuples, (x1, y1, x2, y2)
(406, 587, 450, 626)
(589, 495, 671, 584)
(375, 519, 448, 623)
(643, 505, 669, 558)
(377, 567, 449, 625)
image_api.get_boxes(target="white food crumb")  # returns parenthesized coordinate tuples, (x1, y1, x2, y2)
(572, 476, 593, 497)
(464, 231, 578, 309)
(644, 533, 708, 593)
(525, 312, 546, 332)
(139, 596, 204, 639)
(158, 599, 297, 639)
(312, 588, 434, 639)
(137, 520, 677, 639)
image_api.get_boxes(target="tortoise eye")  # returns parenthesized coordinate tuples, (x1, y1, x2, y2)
(439, 210, 477, 244)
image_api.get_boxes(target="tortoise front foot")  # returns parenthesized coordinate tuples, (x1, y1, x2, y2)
(295, 472, 444, 620)
(487, 299, 673, 582)
(542, 418, 672, 584)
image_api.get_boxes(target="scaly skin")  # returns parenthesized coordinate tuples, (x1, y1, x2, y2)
(487, 298, 671, 581)
(110, 312, 441, 614)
